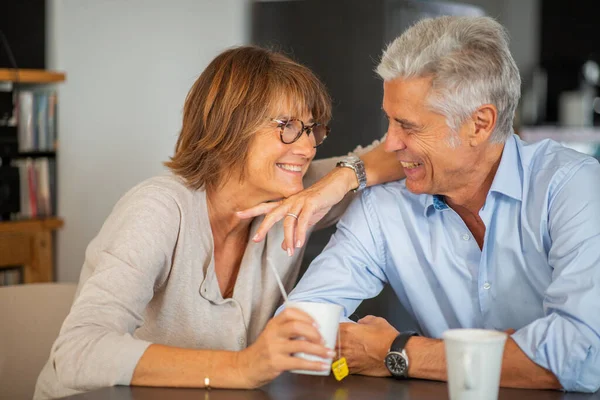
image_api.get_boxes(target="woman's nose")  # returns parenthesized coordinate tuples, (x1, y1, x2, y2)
(291, 130, 316, 157)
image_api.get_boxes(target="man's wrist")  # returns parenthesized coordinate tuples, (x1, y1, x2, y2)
(380, 329, 399, 375)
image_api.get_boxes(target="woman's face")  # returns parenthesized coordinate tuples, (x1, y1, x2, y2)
(243, 109, 317, 201)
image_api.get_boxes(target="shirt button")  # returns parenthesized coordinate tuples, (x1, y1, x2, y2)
(483, 282, 491, 290)
(462, 233, 470, 241)
(238, 337, 246, 346)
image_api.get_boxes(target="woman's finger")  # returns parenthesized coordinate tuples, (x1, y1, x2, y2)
(279, 356, 330, 373)
(279, 319, 324, 344)
(236, 202, 280, 220)
(252, 203, 293, 242)
(293, 202, 315, 249)
(285, 339, 335, 360)
(282, 207, 303, 255)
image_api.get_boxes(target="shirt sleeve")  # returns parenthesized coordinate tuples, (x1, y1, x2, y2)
(49, 186, 181, 392)
(304, 138, 384, 231)
(512, 159, 600, 393)
(286, 188, 388, 318)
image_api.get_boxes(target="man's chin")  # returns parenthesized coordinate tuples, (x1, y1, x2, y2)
(405, 181, 428, 195)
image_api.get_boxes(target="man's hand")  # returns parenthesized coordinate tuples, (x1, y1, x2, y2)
(236, 167, 357, 256)
(337, 316, 399, 376)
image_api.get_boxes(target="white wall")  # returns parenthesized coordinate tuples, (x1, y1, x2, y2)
(47, 0, 250, 282)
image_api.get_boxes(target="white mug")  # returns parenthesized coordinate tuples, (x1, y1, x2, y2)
(285, 301, 343, 376)
(442, 329, 508, 400)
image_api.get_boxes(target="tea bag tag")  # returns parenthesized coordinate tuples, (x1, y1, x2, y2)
(332, 326, 349, 381)
(332, 357, 349, 381)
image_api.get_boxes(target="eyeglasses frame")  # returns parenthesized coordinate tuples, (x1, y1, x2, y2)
(271, 118, 330, 148)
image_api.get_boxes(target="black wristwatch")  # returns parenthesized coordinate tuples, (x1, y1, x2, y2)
(384, 331, 418, 378)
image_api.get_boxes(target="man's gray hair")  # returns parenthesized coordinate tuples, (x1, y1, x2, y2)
(376, 16, 520, 143)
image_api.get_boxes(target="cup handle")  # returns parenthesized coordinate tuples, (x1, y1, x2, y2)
(461, 351, 476, 390)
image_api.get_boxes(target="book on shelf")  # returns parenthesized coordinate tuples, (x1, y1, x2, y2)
(17, 89, 58, 152)
(0, 266, 23, 286)
(12, 157, 56, 219)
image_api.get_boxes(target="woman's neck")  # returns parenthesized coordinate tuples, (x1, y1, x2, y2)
(206, 179, 274, 243)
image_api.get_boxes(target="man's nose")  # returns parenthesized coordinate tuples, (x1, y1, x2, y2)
(384, 132, 407, 152)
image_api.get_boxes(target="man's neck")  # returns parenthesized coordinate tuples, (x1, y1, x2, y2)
(442, 143, 504, 249)
(443, 143, 504, 215)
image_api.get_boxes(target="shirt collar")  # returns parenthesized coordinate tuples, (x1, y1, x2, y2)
(423, 133, 523, 216)
(488, 133, 523, 202)
(423, 194, 449, 216)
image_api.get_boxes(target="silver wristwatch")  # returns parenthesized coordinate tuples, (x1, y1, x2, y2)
(336, 154, 367, 192)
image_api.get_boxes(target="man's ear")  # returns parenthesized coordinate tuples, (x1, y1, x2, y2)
(468, 104, 497, 146)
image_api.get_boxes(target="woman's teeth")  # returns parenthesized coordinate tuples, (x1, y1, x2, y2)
(277, 163, 302, 172)
(400, 161, 422, 169)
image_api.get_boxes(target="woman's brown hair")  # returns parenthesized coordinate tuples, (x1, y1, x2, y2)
(164, 45, 332, 191)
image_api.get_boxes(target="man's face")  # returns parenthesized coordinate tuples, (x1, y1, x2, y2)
(383, 77, 477, 196)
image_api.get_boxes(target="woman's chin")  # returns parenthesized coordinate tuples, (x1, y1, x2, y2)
(278, 183, 304, 199)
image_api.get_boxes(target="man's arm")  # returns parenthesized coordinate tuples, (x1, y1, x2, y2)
(284, 188, 390, 318)
(406, 335, 561, 389)
(338, 318, 561, 389)
(508, 158, 600, 393)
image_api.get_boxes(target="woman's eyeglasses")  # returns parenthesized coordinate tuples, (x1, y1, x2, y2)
(272, 118, 330, 148)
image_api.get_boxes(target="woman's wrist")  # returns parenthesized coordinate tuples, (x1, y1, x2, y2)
(233, 348, 257, 389)
(333, 162, 361, 192)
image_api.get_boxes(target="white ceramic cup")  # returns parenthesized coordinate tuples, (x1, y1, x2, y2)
(285, 301, 343, 376)
(442, 329, 508, 400)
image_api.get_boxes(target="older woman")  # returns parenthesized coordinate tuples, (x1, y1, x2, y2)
(34, 46, 403, 399)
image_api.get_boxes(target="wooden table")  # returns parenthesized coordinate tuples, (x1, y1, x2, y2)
(59, 373, 599, 400)
(0, 217, 63, 283)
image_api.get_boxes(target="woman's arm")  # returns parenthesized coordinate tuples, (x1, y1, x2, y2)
(50, 187, 180, 391)
(237, 139, 404, 255)
(132, 308, 334, 389)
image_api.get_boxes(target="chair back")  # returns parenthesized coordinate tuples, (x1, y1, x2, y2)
(0, 283, 76, 400)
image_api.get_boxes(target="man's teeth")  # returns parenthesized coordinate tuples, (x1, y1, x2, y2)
(401, 161, 422, 169)
(277, 163, 302, 172)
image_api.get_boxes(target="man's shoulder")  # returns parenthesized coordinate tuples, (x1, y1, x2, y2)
(515, 137, 599, 200)
(520, 137, 598, 175)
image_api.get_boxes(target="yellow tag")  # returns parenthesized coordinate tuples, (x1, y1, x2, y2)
(332, 357, 349, 381)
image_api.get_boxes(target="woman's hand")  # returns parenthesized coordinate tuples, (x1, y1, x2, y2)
(236, 167, 357, 256)
(237, 308, 335, 388)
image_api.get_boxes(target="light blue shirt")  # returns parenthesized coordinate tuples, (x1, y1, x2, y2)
(287, 134, 600, 392)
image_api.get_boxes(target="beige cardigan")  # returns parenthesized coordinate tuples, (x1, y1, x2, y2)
(33, 151, 370, 399)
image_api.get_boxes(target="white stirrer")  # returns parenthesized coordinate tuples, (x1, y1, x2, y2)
(269, 264, 289, 303)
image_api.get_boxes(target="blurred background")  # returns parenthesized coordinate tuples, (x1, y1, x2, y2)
(1, 0, 599, 332)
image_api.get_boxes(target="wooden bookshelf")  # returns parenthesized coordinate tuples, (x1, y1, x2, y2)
(0, 218, 64, 283)
(0, 69, 66, 84)
(0, 69, 66, 285)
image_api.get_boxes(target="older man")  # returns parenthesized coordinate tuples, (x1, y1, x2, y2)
(284, 16, 600, 392)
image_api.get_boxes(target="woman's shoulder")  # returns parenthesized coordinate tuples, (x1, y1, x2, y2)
(119, 173, 205, 208)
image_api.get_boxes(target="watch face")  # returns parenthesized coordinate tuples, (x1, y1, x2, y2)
(385, 352, 407, 376)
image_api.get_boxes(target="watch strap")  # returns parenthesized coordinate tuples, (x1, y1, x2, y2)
(336, 155, 367, 192)
(389, 331, 419, 353)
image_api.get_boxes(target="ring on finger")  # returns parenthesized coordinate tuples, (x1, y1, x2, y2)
(286, 212, 299, 220)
